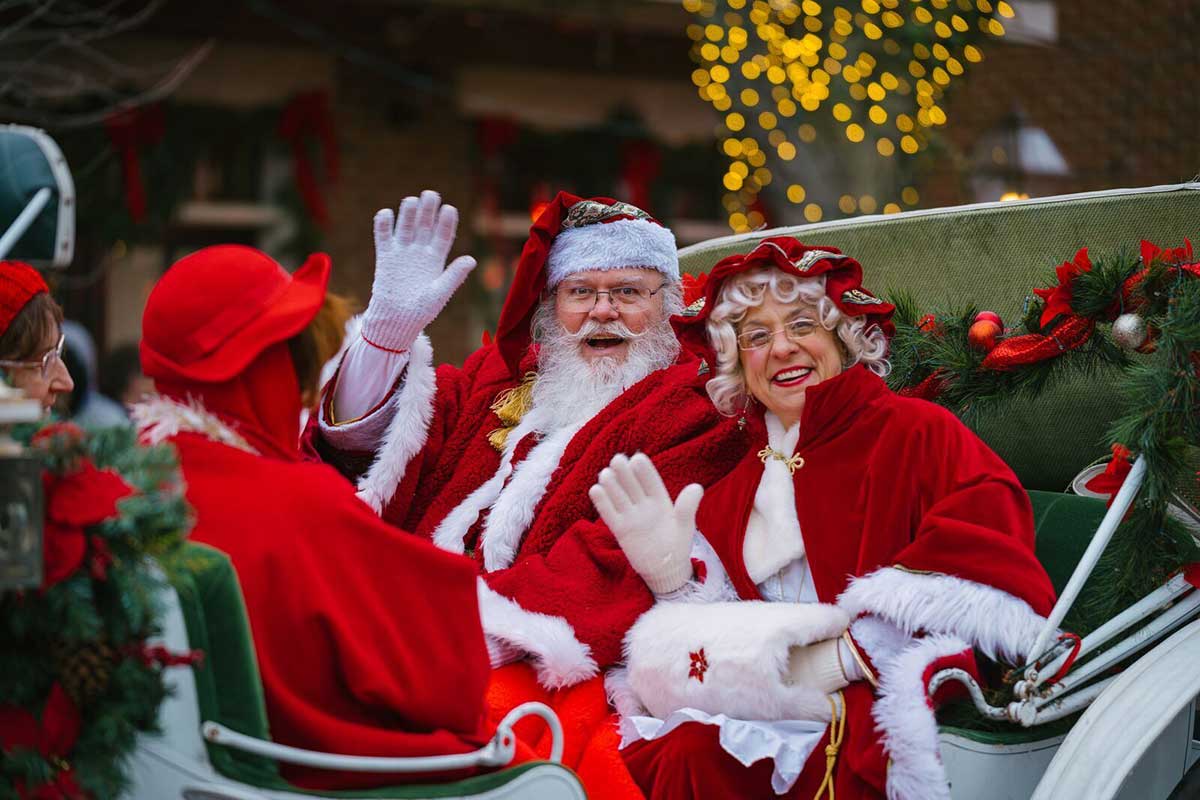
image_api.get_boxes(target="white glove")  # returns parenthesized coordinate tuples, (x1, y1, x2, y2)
(589, 452, 702, 594)
(786, 637, 854, 694)
(360, 190, 477, 352)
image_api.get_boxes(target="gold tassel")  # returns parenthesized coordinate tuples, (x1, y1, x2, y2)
(487, 371, 538, 451)
(814, 691, 846, 800)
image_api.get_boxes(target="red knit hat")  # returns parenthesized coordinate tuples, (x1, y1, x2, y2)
(494, 191, 678, 377)
(673, 236, 894, 364)
(141, 245, 331, 384)
(0, 261, 50, 338)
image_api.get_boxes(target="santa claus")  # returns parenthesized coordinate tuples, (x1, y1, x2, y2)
(307, 190, 748, 794)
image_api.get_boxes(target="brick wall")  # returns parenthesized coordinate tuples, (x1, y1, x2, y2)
(923, 0, 1200, 207)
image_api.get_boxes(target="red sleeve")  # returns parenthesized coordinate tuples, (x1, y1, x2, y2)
(891, 407, 1056, 616)
(483, 519, 653, 670)
(248, 466, 492, 789)
(483, 378, 748, 671)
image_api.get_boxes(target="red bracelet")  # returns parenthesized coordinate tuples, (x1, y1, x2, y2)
(361, 332, 410, 355)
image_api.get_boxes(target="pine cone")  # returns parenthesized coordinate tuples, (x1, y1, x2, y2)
(53, 639, 117, 708)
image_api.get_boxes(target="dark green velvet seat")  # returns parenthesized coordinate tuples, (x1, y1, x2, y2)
(169, 541, 577, 798)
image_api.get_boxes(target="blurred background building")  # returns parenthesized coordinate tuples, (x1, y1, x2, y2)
(2, 0, 1197, 367)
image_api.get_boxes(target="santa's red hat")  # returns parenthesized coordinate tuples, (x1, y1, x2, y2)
(141, 245, 330, 384)
(0, 261, 49, 338)
(673, 236, 894, 364)
(494, 192, 678, 377)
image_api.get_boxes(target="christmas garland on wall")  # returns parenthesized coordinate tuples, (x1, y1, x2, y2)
(886, 239, 1200, 635)
(0, 422, 193, 800)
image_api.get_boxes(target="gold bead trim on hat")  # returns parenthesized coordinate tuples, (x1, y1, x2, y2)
(841, 288, 884, 306)
(758, 446, 805, 474)
(751, 240, 848, 273)
(562, 200, 653, 230)
(792, 248, 849, 272)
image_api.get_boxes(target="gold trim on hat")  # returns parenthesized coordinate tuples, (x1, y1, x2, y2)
(562, 200, 653, 230)
(841, 288, 884, 305)
(793, 248, 848, 272)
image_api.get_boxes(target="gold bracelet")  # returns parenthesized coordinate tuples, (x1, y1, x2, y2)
(835, 636, 849, 683)
(842, 630, 879, 689)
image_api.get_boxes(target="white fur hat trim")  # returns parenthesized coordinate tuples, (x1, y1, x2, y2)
(546, 217, 679, 287)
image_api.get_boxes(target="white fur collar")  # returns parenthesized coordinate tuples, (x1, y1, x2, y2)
(131, 395, 257, 455)
(744, 412, 804, 584)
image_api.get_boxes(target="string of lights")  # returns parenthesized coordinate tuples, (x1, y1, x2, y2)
(682, 0, 1013, 232)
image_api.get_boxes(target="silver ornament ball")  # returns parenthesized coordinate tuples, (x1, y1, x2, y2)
(1112, 313, 1148, 350)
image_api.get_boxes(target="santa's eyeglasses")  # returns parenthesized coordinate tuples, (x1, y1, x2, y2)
(555, 282, 668, 312)
(0, 333, 66, 380)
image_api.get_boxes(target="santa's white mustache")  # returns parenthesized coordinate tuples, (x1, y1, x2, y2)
(564, 319, 645, 342)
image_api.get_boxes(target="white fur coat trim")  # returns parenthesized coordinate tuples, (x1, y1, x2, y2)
(873, 634, 971, 800)
(480, 418, 582, 571)
(355, 333, 436, 514)
(430, 412, 534, 554)
(476, 580, 598, 689)
(546, 217, 679, 286)
(624, 600, 849, 721)
(132, 395, 257, 455)
(838, 566, 1049, 664)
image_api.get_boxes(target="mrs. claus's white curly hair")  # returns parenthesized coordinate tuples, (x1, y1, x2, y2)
(704, 267, 890, 416)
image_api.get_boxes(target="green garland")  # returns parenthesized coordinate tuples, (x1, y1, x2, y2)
(886, 239, 1200, 636)
(0, 422, 191, 799)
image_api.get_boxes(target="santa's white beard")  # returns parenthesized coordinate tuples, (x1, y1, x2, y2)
(530, 316, 680, 433)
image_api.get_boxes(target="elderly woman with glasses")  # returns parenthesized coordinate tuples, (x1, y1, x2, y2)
(0, 261, 74, 414)
(590, 237, 1057, 800)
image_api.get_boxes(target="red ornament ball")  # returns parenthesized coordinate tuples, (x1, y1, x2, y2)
(974, 310, 1003, 328)
(968, 319, 1002, 352)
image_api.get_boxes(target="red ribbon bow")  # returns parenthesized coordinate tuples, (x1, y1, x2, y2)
(980, 315, 1094, 372)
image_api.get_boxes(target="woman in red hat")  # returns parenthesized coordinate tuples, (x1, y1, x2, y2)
(590, 237, 1057, 800)
(132, 245, 494, 791)
(0, 260, 74, 413)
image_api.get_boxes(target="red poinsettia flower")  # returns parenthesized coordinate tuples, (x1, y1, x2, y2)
(1034, 247, 1092, 328)
(687, 648, 709, 683)
(0, 683, 86, 800)
(681, 272, 709, 307)
(41, 460, 134, 590)
(1085, 444, 1133, 508)
(1140, 238, 1194, 267)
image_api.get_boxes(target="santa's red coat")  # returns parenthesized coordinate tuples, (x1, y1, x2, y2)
(310, 339, 750, 685)
(623, 365, 1057, 800)
(151, 343, 494, 790)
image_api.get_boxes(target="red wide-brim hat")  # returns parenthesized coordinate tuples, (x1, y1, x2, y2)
(141, 245, 331, 384)
(672, 236, 895, 365)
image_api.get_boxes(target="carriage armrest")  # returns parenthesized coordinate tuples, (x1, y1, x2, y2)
(201, 701, 565, 773)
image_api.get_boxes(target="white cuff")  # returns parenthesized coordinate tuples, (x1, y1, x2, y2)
(330, 334, 410, 425)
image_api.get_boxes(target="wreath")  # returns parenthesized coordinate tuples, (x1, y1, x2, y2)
(0, 421, 193, 799)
